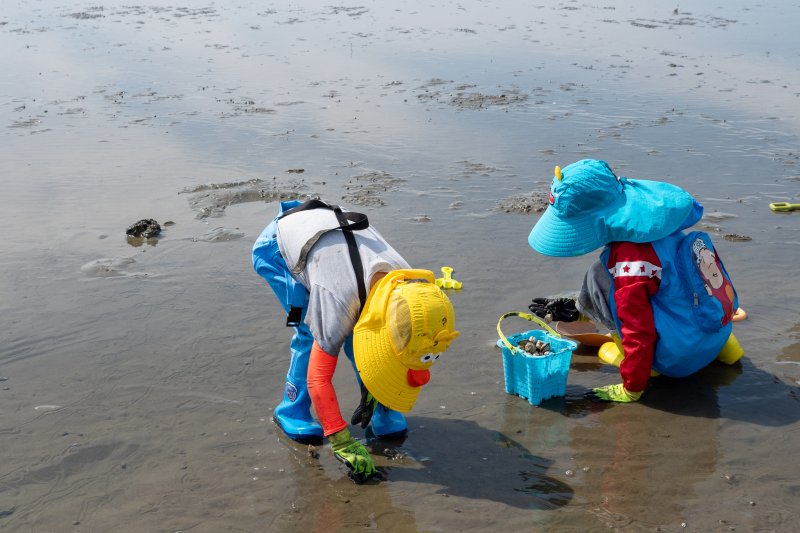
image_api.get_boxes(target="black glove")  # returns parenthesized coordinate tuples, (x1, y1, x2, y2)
(528, 297, 580, 322)
(350, 385, 378, 429)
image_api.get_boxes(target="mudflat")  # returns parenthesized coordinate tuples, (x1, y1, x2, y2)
(1, 1, 799, 531)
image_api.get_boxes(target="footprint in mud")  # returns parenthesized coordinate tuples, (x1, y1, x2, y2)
(80, 257, 136, 277)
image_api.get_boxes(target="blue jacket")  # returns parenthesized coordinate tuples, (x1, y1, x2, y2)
(602, 230, 737, 378)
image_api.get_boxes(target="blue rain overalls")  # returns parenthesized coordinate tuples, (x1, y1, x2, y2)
(252, 199, 406, 443)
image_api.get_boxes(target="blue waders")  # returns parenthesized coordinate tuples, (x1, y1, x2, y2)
(253, 200, 407, 444)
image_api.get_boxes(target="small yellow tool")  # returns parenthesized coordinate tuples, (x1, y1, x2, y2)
(435, 266, 462, 289)
(769, 202, 800, 212)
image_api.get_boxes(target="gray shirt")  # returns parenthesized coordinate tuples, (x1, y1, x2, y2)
(577, 256, 617, 331)
(277, 210, 409, 355)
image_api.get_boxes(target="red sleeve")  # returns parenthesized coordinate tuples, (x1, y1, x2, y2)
(607, 242, 662, 392)
(307, 342, 348, 436)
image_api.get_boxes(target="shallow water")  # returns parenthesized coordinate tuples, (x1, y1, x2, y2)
(2, 1, 799, 531)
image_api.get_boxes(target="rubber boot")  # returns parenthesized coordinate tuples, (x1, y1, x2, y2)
(253, 211, 323, 445)
(342, 336, 408, 439)
(598, 341, 624, 368)
(598, 335, 659, 377)
(716, 333, 744, 365)
(273, 326, 324, 445)
(369, 404, 408, 440)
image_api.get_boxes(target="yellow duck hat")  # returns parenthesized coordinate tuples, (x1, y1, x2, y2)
(353, 269, 459, 412)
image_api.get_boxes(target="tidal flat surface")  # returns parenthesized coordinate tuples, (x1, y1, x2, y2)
(1, 1, 799, 531)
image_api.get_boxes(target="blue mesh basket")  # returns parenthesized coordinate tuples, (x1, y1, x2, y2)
(496, 312, 577, 405)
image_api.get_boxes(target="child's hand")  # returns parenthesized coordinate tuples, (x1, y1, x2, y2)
(329, 428, 380, 483)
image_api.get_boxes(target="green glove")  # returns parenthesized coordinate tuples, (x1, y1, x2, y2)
(592, 383, 642, 403)
(329, 428, 379, 483)
(350, 385, 378, 428)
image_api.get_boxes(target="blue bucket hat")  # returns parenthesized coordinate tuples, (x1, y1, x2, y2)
(528, 159, 703, 257)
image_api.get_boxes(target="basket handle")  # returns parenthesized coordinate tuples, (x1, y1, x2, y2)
(497, 311, 561, 355)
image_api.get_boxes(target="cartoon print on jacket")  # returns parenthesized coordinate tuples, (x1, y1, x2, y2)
(692, 238, 735, 325)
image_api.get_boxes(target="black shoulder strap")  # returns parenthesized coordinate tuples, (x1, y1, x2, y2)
(279, 199, 369, 309)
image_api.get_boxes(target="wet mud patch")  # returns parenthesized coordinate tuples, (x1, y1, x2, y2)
(80, 257, 137, 278)
(182, 178, 316, 219)
(341, 170, 405, 207)
(779, 323, 800, 364)
(449, 89, 528, 110)
(455, 160, 498, 178)
(218, 97, 276, 118)
(7, 441, 140, 502)
(64, 8, 104, 20)
(193, 227, 246, 243)
(722, 233, 752, 242)
(65, 5, 218, 20)
(703, 211, 738, 223)
(496, 191, 549, 214)
(698, 208, 752, 241)
(8, 118, 42, 130)
(627, 12, 737, 29)
(326, 6, 369, 17)
(595, 118, 649, 141)
(415, 79, 528, 110)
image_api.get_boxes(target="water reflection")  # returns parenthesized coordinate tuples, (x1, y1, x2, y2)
(126, 235, 159, 247)
(568, 371, 727, 528)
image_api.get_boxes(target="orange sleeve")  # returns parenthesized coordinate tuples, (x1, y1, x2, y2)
(307, 341, 348, 436)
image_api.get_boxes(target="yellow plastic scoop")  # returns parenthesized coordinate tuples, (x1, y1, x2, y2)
(769, 202, 800, 212)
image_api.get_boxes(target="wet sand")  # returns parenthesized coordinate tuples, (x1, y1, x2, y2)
(1, 1, 799, 531)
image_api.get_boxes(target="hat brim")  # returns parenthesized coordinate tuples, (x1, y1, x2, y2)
(528, 203, 606, 257)
(354, 327, 420, 413)
(529, 179, 698, 257)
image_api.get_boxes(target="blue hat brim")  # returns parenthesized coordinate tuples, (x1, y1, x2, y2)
(528, 204, 605, 257)
(529, 178, 700, 257)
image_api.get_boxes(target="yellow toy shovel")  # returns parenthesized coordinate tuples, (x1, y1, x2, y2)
(769, 202, 800, 212)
